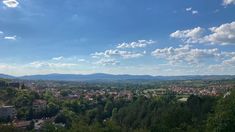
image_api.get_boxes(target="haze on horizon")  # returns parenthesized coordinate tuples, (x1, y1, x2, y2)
(0, 0, 235, 76)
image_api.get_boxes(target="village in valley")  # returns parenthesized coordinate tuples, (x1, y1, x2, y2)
(0, 78, 234, 131)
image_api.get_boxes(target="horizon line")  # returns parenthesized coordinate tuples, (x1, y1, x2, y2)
(1, 73, 235, 78)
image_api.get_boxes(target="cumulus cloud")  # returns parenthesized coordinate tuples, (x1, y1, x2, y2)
(223, 56, 235, 65)
(0, 31, 18, 40)
(223, 0, 235, 5)
(185, 7, 199, 15)
(208, 54, 235, 74)
(117, 40, 155, 49)
(96, 58, 119, 66)
(2, 0, 19, 8)
(91, 39, 149, 65)
(0, 56, 91, 75)
(30, 61, 78, 68)
(152, 44, 235, 74)
(186, 7, 192, 11)
(192, 10, 198, 14)
(91, 49, 145, 59)
(4, 35, 17, 40)
(51, 56, 87, 63)
(52, 56, 64, 61)
(151, 44, 225, 65)
(170, 27, 205, 43)
(171, 21, 235, 45)
(204, 21, 235, 45)
(29, 56, 89, 68)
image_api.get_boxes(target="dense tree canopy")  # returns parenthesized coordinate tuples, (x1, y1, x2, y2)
(0, 83, 234, 131)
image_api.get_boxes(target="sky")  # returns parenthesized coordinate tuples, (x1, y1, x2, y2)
(0, 0, 235, 76)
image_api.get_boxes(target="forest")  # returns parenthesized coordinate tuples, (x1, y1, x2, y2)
(0, 82, 234, 132)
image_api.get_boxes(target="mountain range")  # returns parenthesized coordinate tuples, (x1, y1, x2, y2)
(0, 73, 235, 81)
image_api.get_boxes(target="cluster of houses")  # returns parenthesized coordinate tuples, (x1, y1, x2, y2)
(57, 88, 134, 101)
(0, 86, 135, 130)
(168, 85, 233, 96)
(0, 106, 16, 121)
(0, 81, 21, 89)
(0, 79, 234, 130)
(0, 99, 48, 130)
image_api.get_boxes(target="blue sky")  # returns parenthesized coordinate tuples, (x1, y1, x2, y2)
(0, 0, 235, 76)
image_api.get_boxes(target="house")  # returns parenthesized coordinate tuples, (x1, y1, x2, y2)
(0, 81, 6, 88)
(33, 100, 47, 114)
(8, 82, 20, 89)
(13, 120, 31, 129)
(0, 106, 16, 120)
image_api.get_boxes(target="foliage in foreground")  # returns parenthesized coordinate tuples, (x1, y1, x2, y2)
(1, 88, 235, 132)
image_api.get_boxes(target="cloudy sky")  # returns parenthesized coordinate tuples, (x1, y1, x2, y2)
(0, 0, 235, 76)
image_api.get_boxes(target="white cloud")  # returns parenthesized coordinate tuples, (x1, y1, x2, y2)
(91, 39, 149, 65)
(29, 56, 88, 68)
(91, 40, 149, 65)
(151, 44, 225, 65)
(51, 56, 87, 63)
(204, 21, 235, 45)
(91, 49, 144, 59)
(171, 21, 235, 45)
(0, 63, 90, 76)
(2, 0, 19, 8)
(96, 58, 119, 66)
(117, 40, 155, 49)
(208, 54, 235, 74)
(192, 10, 198, 14)
(4, 35, 16, 40)
(185, 7, 199, 15)
(118, 50, 144, 59)
(223, 0, 235, 5)
(52, 56, 64, 61)
(150, 44, 235, 74)
(0, 32, 18, 41)
(170, 27, 205, 43)
(223, 56, 235, 65)
(29, 61, 78, 68)
(186, 7, 192, 11)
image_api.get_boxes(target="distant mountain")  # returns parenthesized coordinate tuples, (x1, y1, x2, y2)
(18, 74, 235, 81)
(1, 73, 235, 81)
(19, 73, 156, 81)
(0, 74, 15, 79)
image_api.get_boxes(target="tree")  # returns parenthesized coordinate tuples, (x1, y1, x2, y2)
(206, 91, 235, 132)
(47, 102, 59, 117)
(41, 121, 57, 132)
(104, 100, 113, 116)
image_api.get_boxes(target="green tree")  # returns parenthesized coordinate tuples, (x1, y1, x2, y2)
(206, 91, 235, 132)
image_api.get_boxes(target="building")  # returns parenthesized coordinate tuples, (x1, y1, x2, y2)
(13, 120, 31, 129)
(8, 82, 20, 89)
(33, 100, 47, 114)
(0, 80, 7, 88)
(0, 106, 16, 120)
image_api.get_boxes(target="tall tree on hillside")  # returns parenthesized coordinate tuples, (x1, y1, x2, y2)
(206, 91, 235, 132)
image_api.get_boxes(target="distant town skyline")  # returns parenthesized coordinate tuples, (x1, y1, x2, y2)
(0, 0, 235, 76)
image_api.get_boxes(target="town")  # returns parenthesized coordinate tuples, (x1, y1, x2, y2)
(0, 78, 234, 131)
